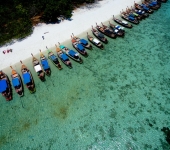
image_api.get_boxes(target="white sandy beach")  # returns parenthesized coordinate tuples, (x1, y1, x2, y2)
(0, 0, 141, 70)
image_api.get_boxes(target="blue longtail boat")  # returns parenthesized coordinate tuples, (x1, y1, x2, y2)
(0, 71, 12, 101)
(10, 66, 24, 97)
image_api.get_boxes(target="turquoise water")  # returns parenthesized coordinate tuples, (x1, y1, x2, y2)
(1, 2, 170, 150)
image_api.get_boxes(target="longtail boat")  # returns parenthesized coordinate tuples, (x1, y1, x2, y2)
(20, 61, 36, 93)
(71, 36, 88, 57)
(108, 21, 125, 37)
(121, 11, 139, 24)
(10, 66, 24, 97)
(96, 23, 117, 39)
(72, 33, 92, 50)
(0, 71, 12, 101)
(55, 44, 72, 68)
(31, 53, 45, 81)
(143, 0, 161, 10)
(87, 32, 104, 49)
(59, 42, 83, 64)
(113, 15, 133, 28)
(126, 7, 144, 20)
(91, 26, 108, 44)
(39, 50, 51, 76)
(130, 6, 149, 18)
(47, 47, 62, 70)
(134, 2, 154, 14)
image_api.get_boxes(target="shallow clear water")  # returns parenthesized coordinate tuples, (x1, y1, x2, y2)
(1, 2, 170, 150)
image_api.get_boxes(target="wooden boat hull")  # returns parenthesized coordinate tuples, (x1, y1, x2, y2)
(66, 52, 83, 64)
(96, 26, 116, 39)
(21, 64, 36, 94)
(72, 42, 88, 57)
(48, 56, 62, 70)
(109, 24, 125, 37)
(11, 70, 24, 97)
(113, 18, 133, 28)
(57, 54, 72, 68)
(0, 71, 12, 101)
(92, 29, 108, 44)
(60, 46, 83, 64)
(40, 52, 51, 76)
(72, 36, 92, 50)
(32, 56, 45, 81)
(137, 3, 154, 14)
(87, 35, 104, 49)
(121, 14, 139, 24)
(56, 47, 72, 68)
(48, 51, 62, 70)
(40, 59, 51, 76)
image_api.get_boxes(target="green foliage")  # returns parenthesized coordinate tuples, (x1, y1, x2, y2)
(0, 0, 96, 46)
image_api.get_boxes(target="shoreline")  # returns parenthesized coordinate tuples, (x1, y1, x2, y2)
(0, 0, 141, 70)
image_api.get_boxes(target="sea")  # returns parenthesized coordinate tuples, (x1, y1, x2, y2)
(0, 1, 170, 150)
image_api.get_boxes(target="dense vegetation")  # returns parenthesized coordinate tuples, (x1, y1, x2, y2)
(0, 0, 95, 46)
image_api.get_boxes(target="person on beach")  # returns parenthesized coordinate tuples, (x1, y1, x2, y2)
(42, 36, 44, 40)
(3, 50, 6, 54)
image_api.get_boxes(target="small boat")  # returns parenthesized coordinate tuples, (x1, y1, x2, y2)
(130, 6, 149, 18)
(91, 26, 108, 44)
(143, 0, 161, 10)
(55, 44, 72, 68)
(108, 22, 125, 37)
(39, 50, 51, 76)
(135, 2, 154, 14)
(121, 11, 139, 24)
(10, 66, 24, 97)
(71, 36, 88, 57)
(47, 48, 62, 70)
(31, 53, 45, 81)
(0, 71, 12, 101)
(59, 43, 83, 64)
(113, 15, 133, 28)
(126, 8, 144, 20)
(87, 32, 104, 49)
(72, 33, 92, 50)
(20, 61, 36, 94)
(96, 23, 116, 39)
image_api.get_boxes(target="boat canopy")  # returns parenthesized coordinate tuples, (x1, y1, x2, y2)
(115, 29, 118, 33)
(12, 78, 20, 87)
(151, 1, 157, 5)
(128, 16, 135, 21)
(77, 44, 84, 51)
(93, 38, 100, 44)
(80, 39, 88, 45)
(98, 33, 104, 38)
(23, 73, 31, 84)
(41, 59, 50, 70)
(61, 54, 68, 61)
(50, 55, 57, 61)
(115, 25, 121, 29)
(105, 29, 113, 34)
(59, 45, 65, 49)
(69, 50, 76, 57)
(34, 65, 42, 72)
(122, 21, 128, 24)
(0, 80, 7, 93)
